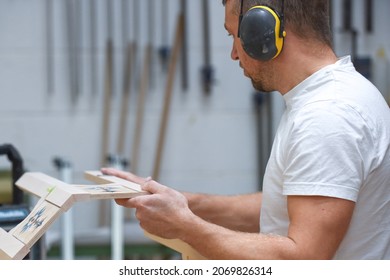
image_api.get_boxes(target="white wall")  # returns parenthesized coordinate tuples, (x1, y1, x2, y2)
(0, 0, 265, 197)
(332, 0, 390, 101)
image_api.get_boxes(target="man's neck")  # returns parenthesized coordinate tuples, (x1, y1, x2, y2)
(275, 34, 337, 94)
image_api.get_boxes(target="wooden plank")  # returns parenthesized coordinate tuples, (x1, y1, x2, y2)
(16, 172, 63, 198)
(144, 231, 206, 260)
(0, 228, 29, 260)
(2, 170, 203, 260)
(84, 170, 147, 195)
(0, 171, 149, 260)
(17, 172, 146, 203)
(74, 184, 142, 199)
(16, 172, 90, 211)
(10, 199, 63, 249)
(85, 171, 205, 259)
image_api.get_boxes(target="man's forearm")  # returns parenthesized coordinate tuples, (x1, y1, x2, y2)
(177, 212, 297, 260)
(184, 192, 262, 233)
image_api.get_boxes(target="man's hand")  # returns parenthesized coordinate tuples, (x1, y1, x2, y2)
(101, 167, 148, 185)
(102, 167, 195, 240)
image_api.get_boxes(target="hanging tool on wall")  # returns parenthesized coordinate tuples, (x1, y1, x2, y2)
(342, 0, 357, 60)
(45, 0, 54, 96)
(158, 0, 170, 72)
(89, 0, 97, 96)
(116, 0, 133, 162)
(329, 0, 333, 35)
(252, 92, 273, 191)
(365, 0, 373, 33)
(360, 0, 374, 80)
(121, 0, 130, 59)
(100, 0, 115, 167)
(253, 93, 265, 190)
(200, 0, 214, 95)
(131, 0, 154, 175)
(148, 0, 156, 89)
(65, 0, 77, 104)
(115, 8, 128, 165)
(152, 12, 184, 181)
(65, 0, 83, 104)
(180, 0, 189, 91)
(131, 0, 141, 90)
(342, 0, 352, 31)
(341, 0, 373, 80)
(76, 0, 83, 97)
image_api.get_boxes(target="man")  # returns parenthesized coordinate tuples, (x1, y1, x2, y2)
(103, 0, 390, 259)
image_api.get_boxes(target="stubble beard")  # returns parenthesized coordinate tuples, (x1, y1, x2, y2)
(242, 60, 276, 93)
(250, 74, 274, 93)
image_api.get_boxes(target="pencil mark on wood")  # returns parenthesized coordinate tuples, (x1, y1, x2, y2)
(21, 207, 46, 233)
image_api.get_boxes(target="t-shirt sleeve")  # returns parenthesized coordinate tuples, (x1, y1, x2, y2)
(282, 102, 376, 202)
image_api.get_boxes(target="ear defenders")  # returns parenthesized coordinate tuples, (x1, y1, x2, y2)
(238, 0, 286, 61)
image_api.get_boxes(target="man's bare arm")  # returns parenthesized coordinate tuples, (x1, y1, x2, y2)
(176, 195, 355, 259)
(184, 192, 262, 233)
(101, 167, 262, 233)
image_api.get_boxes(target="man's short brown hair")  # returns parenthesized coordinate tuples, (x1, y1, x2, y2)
(222, 0, 333, 48)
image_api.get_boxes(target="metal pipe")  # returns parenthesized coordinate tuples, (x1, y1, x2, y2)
(53, 157, 74, 260)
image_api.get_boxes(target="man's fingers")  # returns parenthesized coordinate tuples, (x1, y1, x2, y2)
(101, 167, 147, 185)
(114, 198, 128, 207)
(115, 197, 139, 208)
(141, 179, 169, 194)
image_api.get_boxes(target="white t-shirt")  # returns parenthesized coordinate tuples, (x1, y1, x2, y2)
(260, 56, 390, 259)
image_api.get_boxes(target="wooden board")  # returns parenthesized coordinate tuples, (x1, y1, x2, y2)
(76, 184, 142, 199)
(0, 170, 204, 260)
(84, 170, 145, 194)
(10, 199, 62, 249)
(144, 231, 206, 260)
(0, 170, 147, 260)
(85, 170, 205, 260)
(0, 228, 29, 260)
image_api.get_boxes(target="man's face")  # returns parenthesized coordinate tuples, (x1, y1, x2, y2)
(224, 0, 277, 92)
